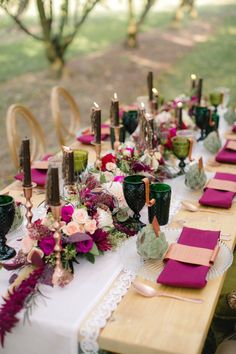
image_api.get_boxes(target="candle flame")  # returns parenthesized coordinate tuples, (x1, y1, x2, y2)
(94, 102, 99, 108)
(191, 74, 197, 80)
(152, 88, 159, 96)
(62, 145, 72, 153)
(177, 101, 183, 108)
(141, 102, 145, 109)
(114, 92, 118, 100)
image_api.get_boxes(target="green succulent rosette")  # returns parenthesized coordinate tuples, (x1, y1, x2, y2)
(136, 224, 168, 260)
(185, 163, 207, 191)
(203, 131, 222, 154)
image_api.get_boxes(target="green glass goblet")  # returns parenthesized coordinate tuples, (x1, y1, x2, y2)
(73, 149, 88, 180)
(123, 175, 146, 231)
(209, 92, 223, 129)
(148, 183, 171, 226)
(0, 195, 16, 260)
(172, 136, 192, 175)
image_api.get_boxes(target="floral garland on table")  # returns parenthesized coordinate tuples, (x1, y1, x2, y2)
(0, 175, 136, 346)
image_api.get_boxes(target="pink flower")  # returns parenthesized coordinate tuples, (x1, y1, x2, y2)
(39, 235, 56, 256)
(76, 239, 94, 253)
(21, 235, 35, 254)
(106, 162, 117, 172)
(72, 208, 88, 224)
(101, 153, 116, 171)
(63, 221, 82, 236)
(84, 219, 97, 234)
(114, 175, 125, 183)
(61, 205, 74, 223)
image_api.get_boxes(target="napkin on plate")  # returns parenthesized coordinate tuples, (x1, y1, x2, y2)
(15, 154, 52, 187)
(77, 124, 110, 144)
(157, 227, 220, 288)
(199, 172, 236, 208)
(232, 124, 236, 133)
(216, 140, 236, 164)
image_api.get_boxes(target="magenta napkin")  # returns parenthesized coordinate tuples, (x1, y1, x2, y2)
(15, 154, 52, 187)
(157, 227, 220, 288)
(232, 125, 236, 133)
(199, 172, 236, 208)
(216, 141, 236, 164)
(77, 124, 110, 144)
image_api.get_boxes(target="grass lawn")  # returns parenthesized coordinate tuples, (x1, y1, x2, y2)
(159, 5, 236, 103)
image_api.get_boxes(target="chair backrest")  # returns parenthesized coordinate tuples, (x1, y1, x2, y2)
(6, 104, 46, 168)
(51, 86, 81, 146)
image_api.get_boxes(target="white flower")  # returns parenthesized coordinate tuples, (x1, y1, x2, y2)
(97, 207, 114, 229)
(84, 219, 97, 234)
(72, 208, 89, 224)
(106, 162, 117, 172)
(103, 171, 114, 182)
(155, 111, 172, 124)
(103, 182, 128, 209)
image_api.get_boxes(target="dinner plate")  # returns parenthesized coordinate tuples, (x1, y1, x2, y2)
(119, 229, 233, 283)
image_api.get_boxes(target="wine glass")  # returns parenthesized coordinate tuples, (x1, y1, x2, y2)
(122, 110, 139, 135)
(73, 149, 88, 181)
(172, 136, 192, 175)
(195, 106, 210, 141)
(123, 175, 146, 230)
(0, 195, 16, 260)
(209, 92, 223, 129)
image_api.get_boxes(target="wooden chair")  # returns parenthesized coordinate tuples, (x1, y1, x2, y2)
(6, 104, 46, 168)
(51, 86, 81, 146)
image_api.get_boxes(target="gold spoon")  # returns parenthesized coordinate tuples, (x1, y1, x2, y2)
(181, 201, 232, 215)
(132, 281, 203, 304)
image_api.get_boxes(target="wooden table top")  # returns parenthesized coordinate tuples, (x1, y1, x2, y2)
(1, 140, 235, 354)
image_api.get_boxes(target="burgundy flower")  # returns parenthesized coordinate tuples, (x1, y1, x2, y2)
(132, 161, 152, 173)
(38, 234, 55, 256)
(91, 229, 112, 252)
(76, 239, 93, 253)
(28, 219, 52, 241)
(101, 153, 116, 172)
(61, 205, 74, 223)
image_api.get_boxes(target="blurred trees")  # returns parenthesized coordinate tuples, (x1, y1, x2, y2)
(126, 0, 157, 48)
(0, 0, 101, 76)
(174, 0, 197, 22)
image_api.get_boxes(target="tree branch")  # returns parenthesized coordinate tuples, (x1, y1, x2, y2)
(36, 0, 52, 40)
(0, 4, 43, 41)
(59, 0, 69, 36)
(137, 0, 157, 30)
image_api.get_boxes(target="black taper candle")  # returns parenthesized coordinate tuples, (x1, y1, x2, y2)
(67, 150, 75, 184)
(177, 102, 183, 129)
(94, 106, 101, 144)
(112, 94, 119, 127)
(46, 167, 60, 206)
(147, 71, 153, 101)
(22, 138, 32, 187)
(197, 78, 203, 105)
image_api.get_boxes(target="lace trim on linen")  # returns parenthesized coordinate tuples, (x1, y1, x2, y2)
(80, 269, 136, 354)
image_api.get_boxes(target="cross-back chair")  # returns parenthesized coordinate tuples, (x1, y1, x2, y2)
(51, 86, 81, 146)
(6, 104, 46, 169)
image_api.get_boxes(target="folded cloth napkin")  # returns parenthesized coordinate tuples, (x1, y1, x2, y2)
(15, 154, 52, 187)
(199, 172, 236, 208)
(216, 141, 236, 164)
(232, 124, 236, 133)
(77, 124, 110, 144)
(157, 227, 220, 288)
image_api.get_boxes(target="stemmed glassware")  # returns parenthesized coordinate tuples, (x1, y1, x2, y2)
(172, 136, 192, 175)
(195, 106, 210, 141)
(0, 195, 16, 260)
(73, 149, 88, 181)
(209, 92, 223, 129)
(123, 175, 146, 231)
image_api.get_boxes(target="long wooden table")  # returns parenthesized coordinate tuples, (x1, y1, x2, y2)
(1, 140, 235, 354)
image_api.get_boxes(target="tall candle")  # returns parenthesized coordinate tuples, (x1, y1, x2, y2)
(177, 102, 183, 129)
(62, 147, 75, 184)
(191, 74, 197, 90)
(147, 71, 153, 101)
(91, 102, 101, 144)
(111, 92, 119, 126)
(152, 88, 159, 113)
(46, 167, 60, 206)
(21, 137, 32, 187)
(197, 78, 203, 105)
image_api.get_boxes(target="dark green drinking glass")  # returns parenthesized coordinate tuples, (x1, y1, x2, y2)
(148, 183, 171, 226)
(0, 195, 16, 260)
(123, 175, 146, 230)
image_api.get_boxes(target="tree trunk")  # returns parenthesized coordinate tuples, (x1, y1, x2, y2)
(125, 0, 138, 48)
(44, 40, 66, 77)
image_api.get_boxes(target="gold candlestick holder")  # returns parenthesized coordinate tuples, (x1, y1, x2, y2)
(94, 143, 102, 170)
(23, 184, 34, 229)
(51, 205, 73, 287)
(112, 125, 122, 153)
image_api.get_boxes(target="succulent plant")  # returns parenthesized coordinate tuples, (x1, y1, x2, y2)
(185, 163, 207, 190)
(203, 131, 222, 154)
(136, 224, 168, 260)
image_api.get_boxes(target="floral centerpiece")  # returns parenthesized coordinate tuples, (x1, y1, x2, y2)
(0, 175, 136, 345)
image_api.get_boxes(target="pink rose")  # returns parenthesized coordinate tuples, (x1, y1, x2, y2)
(61, 205, 74, 223)
(64, 221, 82, 236)
(84, 219, 97, 234)
(114, 175, 125, 183)
(72, 208, 89, 224)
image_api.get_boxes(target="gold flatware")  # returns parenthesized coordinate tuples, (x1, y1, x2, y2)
(181, 201, 232, 215)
